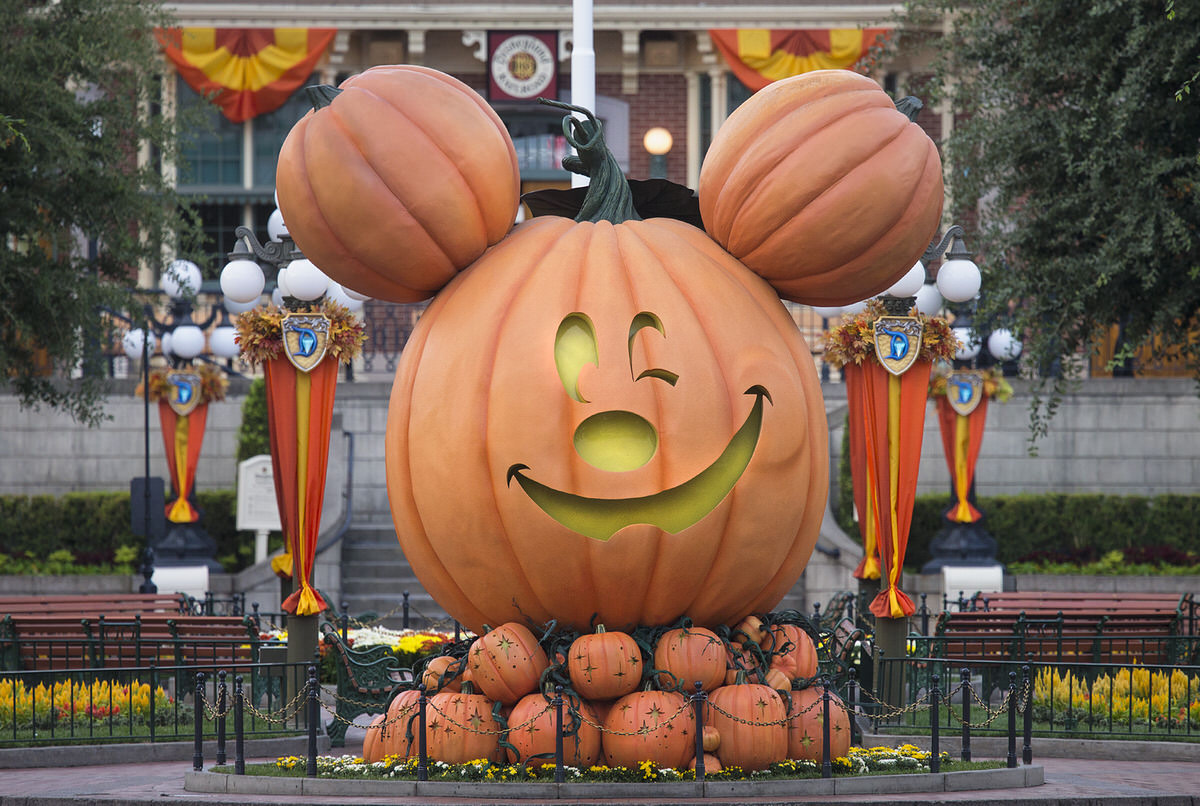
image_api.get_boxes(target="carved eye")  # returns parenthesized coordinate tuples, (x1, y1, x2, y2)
(554, 313, 598, 403)
(628, 312, 678, 386)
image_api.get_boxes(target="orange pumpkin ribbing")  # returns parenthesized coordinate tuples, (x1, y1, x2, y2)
(698, 69, 944, 307)
(385, 215, 828, 633)
(276, 65, 519, 303)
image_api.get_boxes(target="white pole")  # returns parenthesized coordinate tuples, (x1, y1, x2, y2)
(255, 529, 269, 564)
(571, 0, 595, 188)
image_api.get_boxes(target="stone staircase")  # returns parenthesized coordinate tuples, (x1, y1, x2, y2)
(338, 525, 454, 629)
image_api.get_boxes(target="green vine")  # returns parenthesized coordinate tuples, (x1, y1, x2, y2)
(538, 98, 641, 225)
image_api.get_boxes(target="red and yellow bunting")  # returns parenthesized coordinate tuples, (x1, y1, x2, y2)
(156, 28, 337, 123)
(928, 368, 1012, 524)
(156, 401, 208, 523)
(263, 355, 339, 615)
(709, 28, 889, 92)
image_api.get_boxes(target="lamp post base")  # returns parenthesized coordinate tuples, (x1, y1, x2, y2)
(921, 519, 1000, 573)
(151, 522, 225, 572)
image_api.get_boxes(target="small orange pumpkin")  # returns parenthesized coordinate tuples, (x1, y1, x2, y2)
(654, 626, 726, 692)
(466, 622, 549, 705)
(706, 672, 787, 771)
(602, 687, 694, 769)
(698, 69, 944, 307)
(732, 615, 767, 647)
(421, 655, 463, 693)
(506, 689, 601, 768)
(362, 713, 387, 763)
(787, 686, 851, 762)
(381, 689, 421, 759)
(567, 624, 643, 700)
(275, 65, 519, 302)
(767, 623, 819, 682)
(427, 681, 503, 763)
(690, 752, 722, 773)
(725, 646, 765, 686)
(702, 724, 721, 753)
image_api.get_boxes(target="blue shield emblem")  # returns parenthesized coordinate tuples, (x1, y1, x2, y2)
(873, 316, 923, 376)
(281, 313, 331, 373)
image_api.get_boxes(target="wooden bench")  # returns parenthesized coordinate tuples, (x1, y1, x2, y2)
(914, 594, 1197, 699)
(0, 613, 269, 674)
(319, 622, 408, 747)
(0, 593, 189, 618)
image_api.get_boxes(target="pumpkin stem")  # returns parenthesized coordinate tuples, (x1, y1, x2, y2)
(894, 95, 924, 122)
(538, 98, 642, 225)
(304, 84, 341, 111)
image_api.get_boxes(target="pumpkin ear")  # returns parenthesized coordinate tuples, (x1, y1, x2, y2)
(275, 65, 521, 304)
(697, 69, 944, 307)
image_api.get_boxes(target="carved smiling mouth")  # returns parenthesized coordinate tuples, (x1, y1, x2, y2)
(506, 386, 770, 541)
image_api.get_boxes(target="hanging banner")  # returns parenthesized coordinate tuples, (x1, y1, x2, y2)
(825, 300, 957, 618)
(842, 363, 881, 580)
(488, 32, 558, 101)
(708, 28, 889, 92)
(930, 368, 1012, 524)
(157, 28, 337, 123)
(235, 301, 365, 615)
(139, 365, 228, 524)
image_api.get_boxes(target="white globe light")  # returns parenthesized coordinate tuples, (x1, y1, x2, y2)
(162, 259, 202, 299)
(936, 258, 982, 303)
(122, 328, 155, 360)
(225, 296, 260, 314)
(810, 305, 842, 319)
(887, 260, 926, 298)
(275, 267, 291, 297)
(271, 287, 285, 307)
(953, 327, 981, 361)
(841, 299, 869, 316)
(987, 328, 1023, 361)
(325, 282, 364, 313)
(209, 325, 240, 359)
(170, 324, 205, 359)
(286, 258, 329, 301)
(220, 258, 265, 303)
(342, 284, 371, 302)
(267, 208, 289, 242)
(914, 284, 944, 317)
(160, 331, 173, 357)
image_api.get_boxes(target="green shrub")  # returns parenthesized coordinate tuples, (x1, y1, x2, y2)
(236, 377, 270, 463)
(0, 489, 258, 573)
(905, 492, 1200, 570)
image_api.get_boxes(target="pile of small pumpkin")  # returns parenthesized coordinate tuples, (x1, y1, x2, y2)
(361, 614, 851, 773)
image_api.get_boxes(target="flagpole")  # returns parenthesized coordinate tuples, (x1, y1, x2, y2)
(571, 0, 595, 189)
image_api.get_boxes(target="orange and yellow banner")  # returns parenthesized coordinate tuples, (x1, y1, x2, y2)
(157, 28, 337, 123)
(263, 355, 338, 616)
(708, 28, 889, 92)
(935, 396, 989, 524)
(861, 360, 932, 619)
(843, 363, 881, 580)
(156, 401, 208, 523)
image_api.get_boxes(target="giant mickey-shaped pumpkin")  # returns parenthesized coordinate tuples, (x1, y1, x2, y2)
(275, 68, 943, 634)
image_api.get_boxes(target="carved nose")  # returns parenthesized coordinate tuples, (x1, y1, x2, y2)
(573, 410, 658, 472)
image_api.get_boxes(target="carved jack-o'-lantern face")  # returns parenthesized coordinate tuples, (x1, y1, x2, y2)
(385, 215, 828, 633)
(506, 309, 769, 542)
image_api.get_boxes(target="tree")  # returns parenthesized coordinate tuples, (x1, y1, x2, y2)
(899, 0, 1200, 441)
(0, 0, 203, 425)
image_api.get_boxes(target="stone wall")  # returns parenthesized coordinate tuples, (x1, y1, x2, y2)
(2, 377, 1196, 509)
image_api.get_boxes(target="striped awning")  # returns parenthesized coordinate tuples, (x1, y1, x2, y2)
(709, 29, 889, 91)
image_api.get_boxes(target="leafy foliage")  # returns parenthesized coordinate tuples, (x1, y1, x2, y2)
(0, 0, 204, 425)
(904, 492, 1200, 570)
(899, 0, 1200, 440)
(236, 377, 270, 463)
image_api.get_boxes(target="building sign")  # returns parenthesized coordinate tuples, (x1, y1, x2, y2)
(489, 32, 557, 102)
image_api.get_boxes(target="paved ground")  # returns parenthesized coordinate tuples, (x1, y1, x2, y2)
(1, 728, 1198, 806)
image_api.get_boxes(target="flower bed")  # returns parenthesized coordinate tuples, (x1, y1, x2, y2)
(271, 744, 964, 782)
(1034, 666, 1200, 729)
